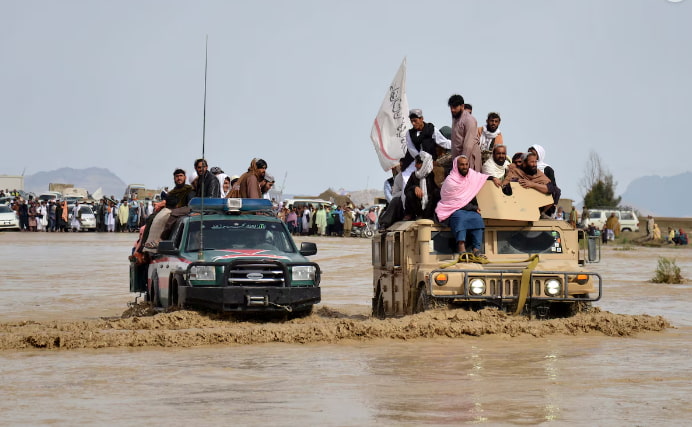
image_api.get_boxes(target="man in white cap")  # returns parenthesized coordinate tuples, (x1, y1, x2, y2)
(260, 173, 275, 199)
(401, 108, 451, 182)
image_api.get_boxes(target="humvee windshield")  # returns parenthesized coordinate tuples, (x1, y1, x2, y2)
(496, 230, 562, 254)
(185, 220, 297, 253)
(430, 231, 457, 254)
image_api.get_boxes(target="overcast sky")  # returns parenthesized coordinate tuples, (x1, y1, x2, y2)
(1, 0, 690, 201)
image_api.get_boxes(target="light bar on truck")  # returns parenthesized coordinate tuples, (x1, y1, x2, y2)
(189, 198, 273, 213)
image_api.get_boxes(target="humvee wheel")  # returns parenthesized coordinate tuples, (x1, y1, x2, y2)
(372, 287, 385, 319)
(549, 295, 592, 318)
(414, 285, 430, 314)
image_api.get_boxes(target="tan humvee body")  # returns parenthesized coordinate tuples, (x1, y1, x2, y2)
(372, 182, 601, 318)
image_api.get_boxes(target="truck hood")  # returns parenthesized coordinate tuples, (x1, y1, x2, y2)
(184, 248, 309, 264)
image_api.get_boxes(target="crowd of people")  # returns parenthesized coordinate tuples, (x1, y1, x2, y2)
(643, 215, 688, 245)
(3, 96, 689, 253)
(277, 204, 380, 237)
(0, 192, 92, 232)
(0, 156, 385, 239)
(377, 94, 562, 256)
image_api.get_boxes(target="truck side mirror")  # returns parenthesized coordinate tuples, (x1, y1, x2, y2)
(157, 240, 178, 255)
(299, 242, 317, 256)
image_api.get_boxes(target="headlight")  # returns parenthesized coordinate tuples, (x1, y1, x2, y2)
(469, 278, 485, 295)
(544, 279, 562, 296)
(434, 273, 448, 286)
(292, 266, 316, 281)
(190, 266, 216, 281)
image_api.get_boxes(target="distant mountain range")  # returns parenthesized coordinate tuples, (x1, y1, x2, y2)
(24, 167, 127, 199)
(20, 168, 692, 217)
(620, 172, 692, 217)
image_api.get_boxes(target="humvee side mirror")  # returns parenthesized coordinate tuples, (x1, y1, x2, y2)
(299, 242, 317, 256)
(157, 240, 178, 255)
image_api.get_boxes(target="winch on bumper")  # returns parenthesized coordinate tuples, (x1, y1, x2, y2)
(178, 259, 321, 313)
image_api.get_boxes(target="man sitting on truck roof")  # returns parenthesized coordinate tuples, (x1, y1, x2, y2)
(142, 169, 193, 250)
(502, 152, 560, 218)
(377, 158, 406, 230)
(481, 144, 510, 187)
(193, 158, 221, 198)
(403, 152, 437, 221)
(435, 155, 488, 255)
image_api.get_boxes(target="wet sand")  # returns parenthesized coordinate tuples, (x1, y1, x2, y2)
(0, 306, 671, 350)
(0, 232, 690, 425)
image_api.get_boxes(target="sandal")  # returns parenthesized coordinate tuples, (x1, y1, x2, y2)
(144, 241, 158, 249)
(472, 249, 486, 258)
(470, 250, 489, 264)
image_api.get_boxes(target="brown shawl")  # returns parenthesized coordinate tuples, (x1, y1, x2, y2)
(230, 159, 262, 199)
(504, 164, 551, 185)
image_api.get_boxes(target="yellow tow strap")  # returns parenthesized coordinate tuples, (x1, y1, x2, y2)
(439, 252, 488, 268)
(514, 254, 540, 315)
(438, 253, 541, 316)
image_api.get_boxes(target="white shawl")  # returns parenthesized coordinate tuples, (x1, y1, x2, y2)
(415, 152, 434, 209)
(479, 126, 501, 152)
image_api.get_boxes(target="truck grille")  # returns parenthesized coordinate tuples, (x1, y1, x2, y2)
(227, 263, 285, 286)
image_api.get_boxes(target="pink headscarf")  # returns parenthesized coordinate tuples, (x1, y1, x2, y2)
(435, 156, 489, 222)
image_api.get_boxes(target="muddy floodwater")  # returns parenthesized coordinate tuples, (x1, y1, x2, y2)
(0, 232, 690, 425)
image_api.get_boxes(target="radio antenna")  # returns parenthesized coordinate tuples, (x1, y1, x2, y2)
(198, 35, 209, 261)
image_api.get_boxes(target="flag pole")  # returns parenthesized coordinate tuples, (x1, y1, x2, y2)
(198, 35, 209, 261)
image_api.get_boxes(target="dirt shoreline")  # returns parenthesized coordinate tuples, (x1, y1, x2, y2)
(0, 305, 671, 351)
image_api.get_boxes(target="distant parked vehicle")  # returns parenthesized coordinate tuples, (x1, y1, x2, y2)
(583, 209, 639, 232)
(67, 205, 97, 231)
(0, 205, 20, 231)
(282, 198, 332, 210)
(38, 192, 61, 202)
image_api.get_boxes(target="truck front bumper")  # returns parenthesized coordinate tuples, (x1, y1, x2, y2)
(179, 285, 321, 313)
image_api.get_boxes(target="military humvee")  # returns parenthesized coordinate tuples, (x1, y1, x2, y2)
(371, 182, 601, 318)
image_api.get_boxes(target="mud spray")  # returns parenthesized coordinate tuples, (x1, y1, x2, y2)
(0, 304, 670, 350)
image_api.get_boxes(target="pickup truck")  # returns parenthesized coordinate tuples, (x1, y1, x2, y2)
(130, 198, 321, 315)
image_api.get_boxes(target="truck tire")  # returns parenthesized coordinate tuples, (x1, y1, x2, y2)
(169, 275, 180, 308)
(372, 286, 385, 319)
(414, 285, 430, 314)
(150, 273, 161, 308)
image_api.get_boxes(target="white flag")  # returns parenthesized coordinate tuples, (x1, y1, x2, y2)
(91, 187, 103, 200)
(370, 58, 411, 171)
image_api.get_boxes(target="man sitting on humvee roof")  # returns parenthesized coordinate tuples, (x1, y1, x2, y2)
(501, 151, 560, 218)
(481, 144, 510, 187)
(435, 155, 488, 255)
(403, 153, 438, 221)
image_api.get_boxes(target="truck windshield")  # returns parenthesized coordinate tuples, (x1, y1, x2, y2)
(185, 220, 296, 253)
(497, 230, 563, 254)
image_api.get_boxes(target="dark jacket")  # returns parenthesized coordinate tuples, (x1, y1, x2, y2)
(402, 123, 437, 171)
(195, 171, 221, 198)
